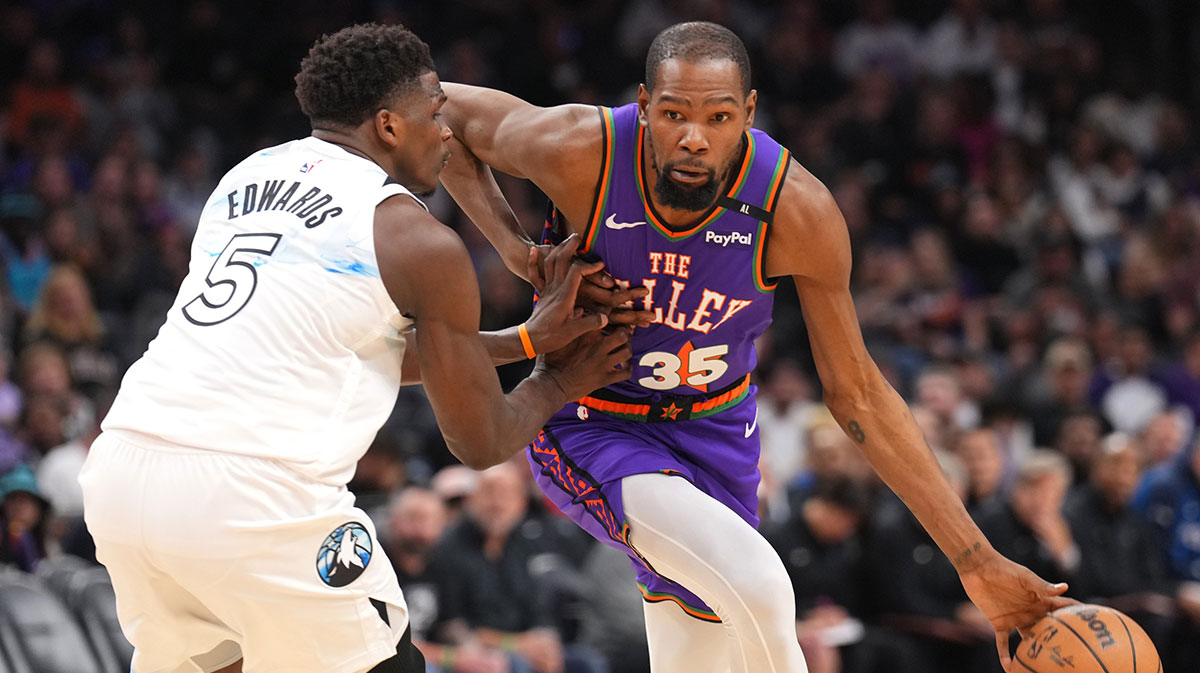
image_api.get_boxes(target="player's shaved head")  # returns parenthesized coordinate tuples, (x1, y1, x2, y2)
(645, 22, 752, 97)
(295, 23, 435, 129)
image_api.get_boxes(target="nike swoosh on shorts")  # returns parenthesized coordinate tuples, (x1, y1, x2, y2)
(745, 406, 759, 438)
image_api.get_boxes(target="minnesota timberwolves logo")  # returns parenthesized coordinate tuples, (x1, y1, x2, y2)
(316, 522, 372, 587)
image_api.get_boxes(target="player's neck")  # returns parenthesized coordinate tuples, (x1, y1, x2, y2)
(312, 128, 384, 169)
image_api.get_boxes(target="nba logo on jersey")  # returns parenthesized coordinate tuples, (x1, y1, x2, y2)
(316, 521, 372, 587)
(299, 159, 323, 173)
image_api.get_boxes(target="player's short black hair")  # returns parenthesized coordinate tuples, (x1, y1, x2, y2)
(645, 22, 751, 97)
(295, 23, 435, 128)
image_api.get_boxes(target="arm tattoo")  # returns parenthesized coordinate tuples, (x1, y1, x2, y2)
(847, 420, 865, 444)
(952, 541, 983, 567)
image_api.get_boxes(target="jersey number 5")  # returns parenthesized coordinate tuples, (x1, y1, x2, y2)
(183, 233, 282, 326)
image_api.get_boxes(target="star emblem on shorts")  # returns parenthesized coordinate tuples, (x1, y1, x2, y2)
(660, 402, 683, 420)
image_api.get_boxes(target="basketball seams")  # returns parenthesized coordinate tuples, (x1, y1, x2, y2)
(1113, 611, 1136, 673)
(1049, 614, 1112, 673)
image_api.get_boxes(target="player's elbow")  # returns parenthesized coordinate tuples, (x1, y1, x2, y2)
(821, 373, 887, 423)
(822, 387, 871, 424)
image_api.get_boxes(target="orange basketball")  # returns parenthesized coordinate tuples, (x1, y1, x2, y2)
(1014, 604, 1161, 673)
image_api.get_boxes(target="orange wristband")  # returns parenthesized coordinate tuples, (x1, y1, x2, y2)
(518, 322, 537, 359)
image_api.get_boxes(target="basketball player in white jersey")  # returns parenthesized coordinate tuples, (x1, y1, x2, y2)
(79, 24, 636, 673)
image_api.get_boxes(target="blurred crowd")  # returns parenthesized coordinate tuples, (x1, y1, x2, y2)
(1, 0, 1200, 672)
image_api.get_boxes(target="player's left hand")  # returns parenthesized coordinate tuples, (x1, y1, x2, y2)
(524, 234, 611, 354)
(957, 551, 1077, 672)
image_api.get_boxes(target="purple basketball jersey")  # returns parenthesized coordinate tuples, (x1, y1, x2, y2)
(528, 104, 792, 618)
(578, 103, 788, 404)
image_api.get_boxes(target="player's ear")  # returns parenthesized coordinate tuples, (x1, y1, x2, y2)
(637, 84, 650, 128)
(744, 90, 757, 131)
(374, 108, 402, 148)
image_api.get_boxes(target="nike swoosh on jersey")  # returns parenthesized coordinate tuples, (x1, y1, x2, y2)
(744, 406, 759, 438)
(605, 214, 646, 229)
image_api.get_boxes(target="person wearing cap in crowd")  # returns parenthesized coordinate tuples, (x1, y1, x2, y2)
(0, 462, 48, 572)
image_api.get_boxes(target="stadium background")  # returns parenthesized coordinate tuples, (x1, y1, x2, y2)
(0, 0, 1199, 672)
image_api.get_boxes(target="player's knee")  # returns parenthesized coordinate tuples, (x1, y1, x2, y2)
(723, 547, 793, 619)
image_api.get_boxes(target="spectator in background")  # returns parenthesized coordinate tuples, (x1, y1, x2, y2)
(161, 142, 216, 234)
(1134, 438, 1200, 586)
(955, 428, 1007, 516)
(1052, 409, 1105, 487)
(756, 360, 819, 510)
(1023, 337, 1094, 446)
(1138, 411, 1190, 469)
(430, 462, 605, 673)
(1092, 324, 1168, 434)
(1132, 439, 1200, 670)
(768, 477, 899, 673)
(833, 0, 920, 82)
(0, 462, 47, 572)
(0, 192, 51, 315)
(920, 0, 996, 80)
(21, 264, 119, 396)
(977, 450, 1078, 585)
(7, 41, 84, 151)
(385, 486, 516, 673)
(788, 411, 876, 511)
(16, 342, 91, 444)
(914, 364, 979, 437)
(1159, 329, 1200, 426)
(36, 388, 109, 525)
(865, 451, 997, 673)
(1064, 433, 1175, 653)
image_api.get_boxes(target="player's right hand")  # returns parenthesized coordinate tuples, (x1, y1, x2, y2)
(527, 241, 654, 328)
(536, 326, 633, 400)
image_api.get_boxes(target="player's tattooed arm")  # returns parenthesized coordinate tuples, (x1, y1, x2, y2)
(951, 541, 983, 568)
(846, 420, 865, 444)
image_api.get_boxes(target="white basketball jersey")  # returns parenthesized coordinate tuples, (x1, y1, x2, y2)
(103, 137, 420, 485)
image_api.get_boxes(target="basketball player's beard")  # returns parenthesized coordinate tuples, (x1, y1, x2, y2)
(654, 162, 722, 212)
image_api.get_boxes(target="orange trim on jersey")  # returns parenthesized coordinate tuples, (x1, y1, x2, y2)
(637, 583, 722, 622)
(753, 149, 790, 293)
(575, 396, 652, 419)
(690, 375, 751, 413)
(577, 375, 750, 422)
(635, 129, 755, 240)
(582, 107, 616, 254)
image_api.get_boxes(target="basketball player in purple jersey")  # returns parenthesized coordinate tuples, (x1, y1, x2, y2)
(440, 22, 1072, 673)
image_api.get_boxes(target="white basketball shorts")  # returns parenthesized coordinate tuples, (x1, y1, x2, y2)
(79, 431, 409, 673)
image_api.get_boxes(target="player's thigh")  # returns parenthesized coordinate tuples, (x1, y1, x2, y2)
(620, 472, 784, 583)
(180, 515, 410, 673)
(643, 599, 731, 673)
(94, 538, 240, 673)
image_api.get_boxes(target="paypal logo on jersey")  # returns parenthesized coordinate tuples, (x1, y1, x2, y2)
(705, 230, 753, 248)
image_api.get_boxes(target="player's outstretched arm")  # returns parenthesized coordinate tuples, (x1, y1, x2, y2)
(376, 196, 631, 469)
(766, 162, 1074, 672)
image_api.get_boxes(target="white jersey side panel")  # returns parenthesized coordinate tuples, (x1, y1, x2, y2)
(103, 137, 420, 485)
